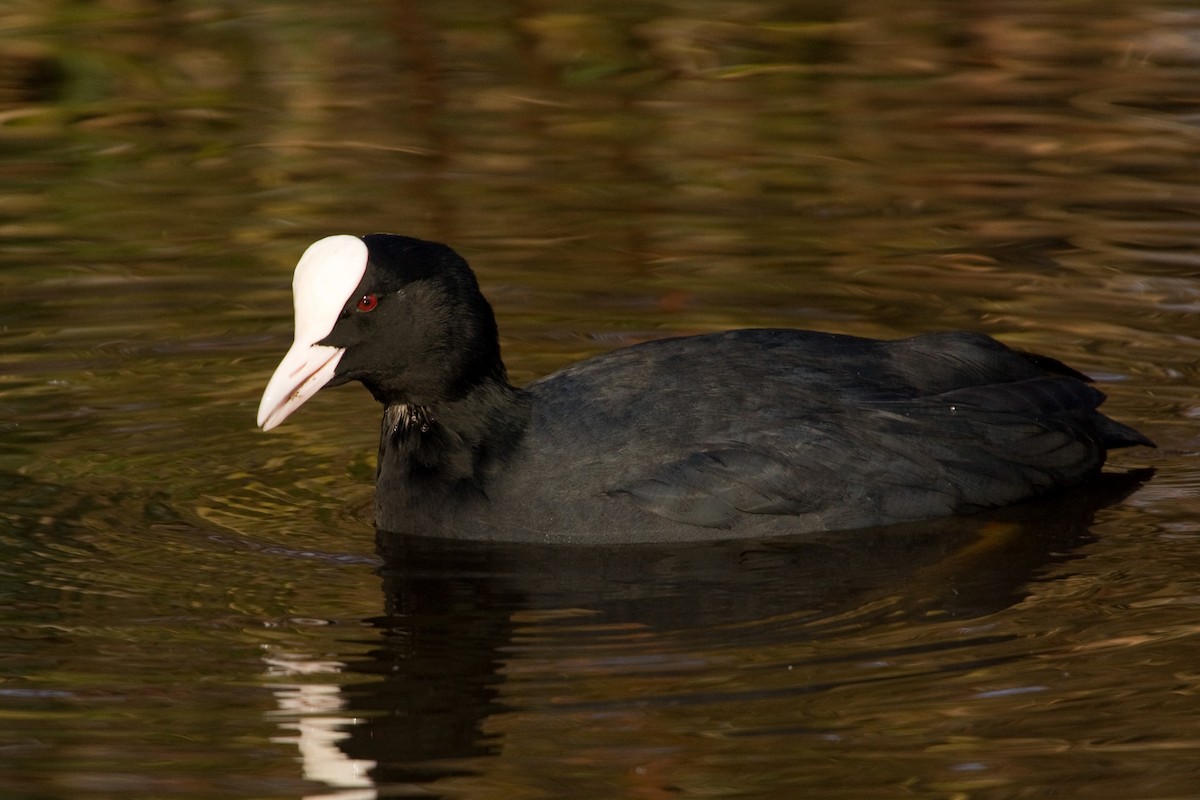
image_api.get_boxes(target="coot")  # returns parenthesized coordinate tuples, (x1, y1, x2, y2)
(257, 234, 1152, 543)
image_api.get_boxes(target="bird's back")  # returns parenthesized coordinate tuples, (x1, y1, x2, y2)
(481, 329, 1149, 542)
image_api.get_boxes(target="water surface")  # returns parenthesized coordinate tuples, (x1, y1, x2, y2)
(2, 2, 1199, 798)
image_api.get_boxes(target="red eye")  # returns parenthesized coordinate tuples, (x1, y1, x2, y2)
(356, 293, 378, 312)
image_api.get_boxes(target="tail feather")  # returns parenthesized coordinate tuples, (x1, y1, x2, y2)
(1094, 416, 1155, 450)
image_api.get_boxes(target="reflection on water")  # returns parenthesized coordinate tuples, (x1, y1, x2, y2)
(2, 0, 1200, 798)
(260, 477, 1152, 799)
(266, 654, 376, 800)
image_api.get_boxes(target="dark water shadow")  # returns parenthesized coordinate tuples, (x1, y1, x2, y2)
(331, 471, 1148, 793)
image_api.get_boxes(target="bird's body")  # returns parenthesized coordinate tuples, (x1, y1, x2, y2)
(258, 234, 1151, 544)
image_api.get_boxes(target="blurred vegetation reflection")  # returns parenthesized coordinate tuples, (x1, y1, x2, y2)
(1, 1, 1198, 798)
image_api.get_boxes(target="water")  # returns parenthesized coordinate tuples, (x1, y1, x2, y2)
(2, 1, 1199, 797)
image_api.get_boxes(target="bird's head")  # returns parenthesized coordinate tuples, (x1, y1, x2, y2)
(257, 234, 502, 430)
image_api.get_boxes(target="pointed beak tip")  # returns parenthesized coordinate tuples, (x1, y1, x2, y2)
(255, 399, 281, 432)
(255, 344, 345, 433)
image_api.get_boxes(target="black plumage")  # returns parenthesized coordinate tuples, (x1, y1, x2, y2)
(260, 234, 1152, 543)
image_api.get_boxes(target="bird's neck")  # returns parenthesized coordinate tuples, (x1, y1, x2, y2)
(373, 377, 530, 532)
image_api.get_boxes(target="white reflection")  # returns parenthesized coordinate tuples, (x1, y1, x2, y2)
(264, 649, 377, 800)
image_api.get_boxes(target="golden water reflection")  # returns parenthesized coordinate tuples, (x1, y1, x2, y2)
(1, 1, 1199, 798)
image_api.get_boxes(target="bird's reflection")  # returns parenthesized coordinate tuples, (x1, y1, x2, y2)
(269, 471, 1148, 799)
